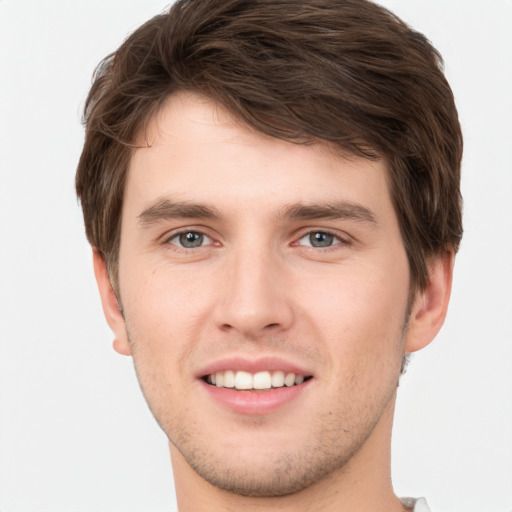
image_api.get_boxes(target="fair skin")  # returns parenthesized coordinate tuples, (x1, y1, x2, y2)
(94, 92, 453, 512)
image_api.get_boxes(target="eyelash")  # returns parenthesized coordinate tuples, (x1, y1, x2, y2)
(294, 230, 351, 250)
(163, 228, 351, 251)
(165, 230, 215, 250)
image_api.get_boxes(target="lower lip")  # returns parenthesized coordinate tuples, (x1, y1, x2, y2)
(200, 379, 312, 415)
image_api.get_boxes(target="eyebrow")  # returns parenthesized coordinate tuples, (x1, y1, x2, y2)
(280, 202, 378, 224)
(138, 199, 222, 227)
(137, 198, 377, 228)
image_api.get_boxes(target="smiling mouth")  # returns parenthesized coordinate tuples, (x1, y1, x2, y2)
(204, 370, 312, 390)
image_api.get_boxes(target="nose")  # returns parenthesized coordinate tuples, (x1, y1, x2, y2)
(213, 245, 294, 338)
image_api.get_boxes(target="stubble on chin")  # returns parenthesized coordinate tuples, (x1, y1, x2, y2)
(164, 387, 398, 499)
(125, 305, 410, 498)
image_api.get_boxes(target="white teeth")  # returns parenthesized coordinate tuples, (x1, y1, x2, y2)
(284, 373, 296, 387)
(235, 371, 253, 390)
(253, 371, 272, 389)
(223, 370, 235, 388)
(271, 370, 285, 387)
(207, 370, 307, 390)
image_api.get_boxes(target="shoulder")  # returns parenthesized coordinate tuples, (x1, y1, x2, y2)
(400, 497, 431, 512)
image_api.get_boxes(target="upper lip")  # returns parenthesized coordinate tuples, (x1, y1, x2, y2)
(196, 355, 314, 379)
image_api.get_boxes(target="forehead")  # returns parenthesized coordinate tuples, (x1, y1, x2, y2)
(125, 91, 393, 219)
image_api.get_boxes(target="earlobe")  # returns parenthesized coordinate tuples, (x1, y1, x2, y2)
(92, 250, 132, 356)
(404, 251, 454, 353)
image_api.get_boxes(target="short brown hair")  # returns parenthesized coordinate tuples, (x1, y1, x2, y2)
(76, 0, 463, 292)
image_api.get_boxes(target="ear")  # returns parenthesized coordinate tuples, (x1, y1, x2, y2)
(405, 251, 454, 353)
(92, 250, 132, 356)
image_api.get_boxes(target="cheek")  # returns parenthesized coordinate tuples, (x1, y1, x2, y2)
(122, 259, 213, 327)
(118, 264, 213, 377)
(120, 257, 234, 390)
(303, 259, 409, 326)
(299, 261, 409, 375)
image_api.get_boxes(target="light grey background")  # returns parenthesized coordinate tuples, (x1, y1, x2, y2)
(0, 1, 511, 511)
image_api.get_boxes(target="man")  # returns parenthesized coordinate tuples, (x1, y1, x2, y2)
(76, 0, 462, 510)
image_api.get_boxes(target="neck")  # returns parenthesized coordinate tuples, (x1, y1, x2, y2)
(170, 395, 403, 512)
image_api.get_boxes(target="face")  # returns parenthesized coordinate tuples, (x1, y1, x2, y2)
(102, 92, 431, 497)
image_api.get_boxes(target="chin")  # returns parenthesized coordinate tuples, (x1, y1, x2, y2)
(172, 430, 361, 498)
(191, 460, 330, 497)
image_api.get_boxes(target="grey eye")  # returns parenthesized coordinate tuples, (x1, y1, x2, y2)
(309, 232, 334, 247)
(170, 231, 211, 248)
(298, 231, 340, 248)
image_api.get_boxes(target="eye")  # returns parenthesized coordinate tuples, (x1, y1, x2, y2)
(297, 231, 344, 248)
(168, 231, 213, 249)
